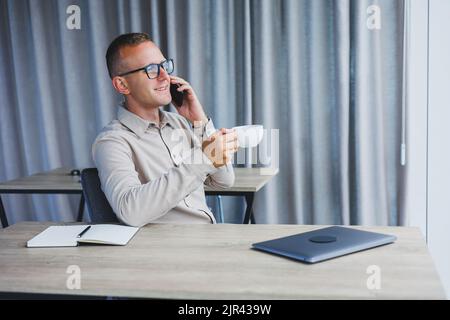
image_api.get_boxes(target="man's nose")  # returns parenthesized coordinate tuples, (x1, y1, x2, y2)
(158, 67, 170, 80)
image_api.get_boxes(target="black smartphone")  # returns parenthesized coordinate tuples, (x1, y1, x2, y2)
(170, 83, 184, 107)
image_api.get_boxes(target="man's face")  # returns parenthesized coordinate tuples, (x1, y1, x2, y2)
(116, 42, 171, 108)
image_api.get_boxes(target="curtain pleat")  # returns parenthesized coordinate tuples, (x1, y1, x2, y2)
(0, 0, 406, 226)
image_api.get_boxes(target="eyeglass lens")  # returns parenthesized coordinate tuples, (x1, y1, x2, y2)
(146, 60, 174, 79)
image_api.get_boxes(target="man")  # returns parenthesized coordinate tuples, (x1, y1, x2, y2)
(92, 33, 238, 227)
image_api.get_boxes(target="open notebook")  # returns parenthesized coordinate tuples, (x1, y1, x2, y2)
(27, 225, 140, 247)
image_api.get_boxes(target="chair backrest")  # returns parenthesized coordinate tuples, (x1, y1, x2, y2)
(81, 168, 119, 223)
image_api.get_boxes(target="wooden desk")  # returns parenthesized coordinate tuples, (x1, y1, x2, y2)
(0, 167, 278, 227)
(0, 168, 85, 228)
(0, 222, 444, 299)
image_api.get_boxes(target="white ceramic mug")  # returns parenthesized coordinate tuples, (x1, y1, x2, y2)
(232, 125, 264, 148)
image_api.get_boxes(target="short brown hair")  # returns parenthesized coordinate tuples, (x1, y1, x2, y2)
(106, 32, 151, 78)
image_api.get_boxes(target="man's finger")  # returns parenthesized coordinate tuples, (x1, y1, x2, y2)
(175, 84, 191, 92)
(225, 139, 239, 148)
(225, 143, 239, 153)
(170, 76, 188, 84)
(219, 128, 235, 135)
(222, 131, 238, 142)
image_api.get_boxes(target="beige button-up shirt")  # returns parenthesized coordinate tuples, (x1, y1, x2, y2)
(92, 105, 234, 227)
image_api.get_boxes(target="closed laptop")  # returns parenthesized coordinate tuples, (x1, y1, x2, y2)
(252, 226, 397, 263)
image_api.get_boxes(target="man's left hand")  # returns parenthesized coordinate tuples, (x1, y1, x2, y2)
(170, 76, 208, 126)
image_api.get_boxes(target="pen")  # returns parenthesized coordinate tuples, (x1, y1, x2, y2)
(77, 226, 91, 238)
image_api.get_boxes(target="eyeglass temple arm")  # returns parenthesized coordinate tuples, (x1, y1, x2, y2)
(117, 67, 145, 77)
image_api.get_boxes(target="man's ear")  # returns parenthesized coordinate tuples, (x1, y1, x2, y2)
(112, 76, 130, 95)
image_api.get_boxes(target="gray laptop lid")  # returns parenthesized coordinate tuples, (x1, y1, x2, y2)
(252, 226, 397, 263)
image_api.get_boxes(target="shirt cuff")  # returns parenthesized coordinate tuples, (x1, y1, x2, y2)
(203, 118, 216, 138)
(193, 117, 215, 137)
(192, 117, 216, 149)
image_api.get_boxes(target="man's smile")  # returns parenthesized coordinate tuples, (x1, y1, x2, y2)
(155, 85, 168, 92)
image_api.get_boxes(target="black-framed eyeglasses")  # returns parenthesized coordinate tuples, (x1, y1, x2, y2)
(118, 59, 174, 79)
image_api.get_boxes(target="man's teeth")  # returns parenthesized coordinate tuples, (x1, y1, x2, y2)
(155, 86, 167, 91)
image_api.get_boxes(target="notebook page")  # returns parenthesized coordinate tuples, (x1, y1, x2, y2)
(78, 224, 139, 245)
(27, 225, 89, 247)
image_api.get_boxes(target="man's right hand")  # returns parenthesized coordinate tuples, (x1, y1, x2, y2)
(202, 128, 239, 168)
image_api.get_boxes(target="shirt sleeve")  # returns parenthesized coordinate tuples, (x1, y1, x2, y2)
(92, 134, 217, 227)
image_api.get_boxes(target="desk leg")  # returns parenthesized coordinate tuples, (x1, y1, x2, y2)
(76, 194, 85, 222)
(0, 195, 9, 228)
(243, 193, 255, 224)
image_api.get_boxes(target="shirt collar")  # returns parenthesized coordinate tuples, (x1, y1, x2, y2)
(118, 104, 174, 138)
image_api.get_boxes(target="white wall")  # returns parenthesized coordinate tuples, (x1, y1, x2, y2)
(410, 0, 450, 299)
(405, 0, 428, 239)
(427, 0, 450, 299)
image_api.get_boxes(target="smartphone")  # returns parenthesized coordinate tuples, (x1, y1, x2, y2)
(170, 83, 184, 107)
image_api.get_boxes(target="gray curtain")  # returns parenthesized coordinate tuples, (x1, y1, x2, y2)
(0, 0, 406, 226)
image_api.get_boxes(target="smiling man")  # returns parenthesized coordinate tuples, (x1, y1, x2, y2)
(92, 33, 238, 227)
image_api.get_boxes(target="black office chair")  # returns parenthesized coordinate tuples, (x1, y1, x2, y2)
(80, 168, 119, 223)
